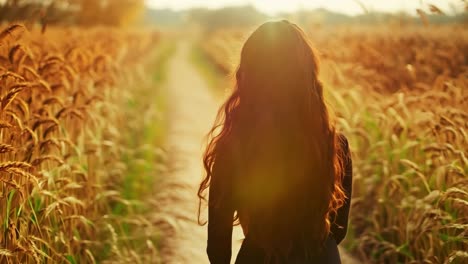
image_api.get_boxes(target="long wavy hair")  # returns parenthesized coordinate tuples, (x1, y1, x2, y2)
(198, 20, 347, 261)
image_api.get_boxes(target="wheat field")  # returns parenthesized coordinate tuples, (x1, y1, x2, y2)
(199, 25, 468, 263)
(0, 24, 163, 263)
(0, 10, 467, 264)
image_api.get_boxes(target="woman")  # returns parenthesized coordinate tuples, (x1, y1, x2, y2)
(198, 20, 353, 264)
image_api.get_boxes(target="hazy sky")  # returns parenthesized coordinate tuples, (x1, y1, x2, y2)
(146, 0, 464, 15)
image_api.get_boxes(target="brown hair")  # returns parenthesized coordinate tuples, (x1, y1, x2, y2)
(198, 20, 347, 261)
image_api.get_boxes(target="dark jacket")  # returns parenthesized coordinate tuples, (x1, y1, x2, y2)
(207, 135, 353, 264)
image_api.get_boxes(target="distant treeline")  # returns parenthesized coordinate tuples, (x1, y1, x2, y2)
(0, 0, 144, 26)
(2, 1, 466, 28)
(146, 5, 468, 30)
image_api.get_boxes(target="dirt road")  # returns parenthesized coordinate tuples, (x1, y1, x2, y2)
(154, 41, 244, 264)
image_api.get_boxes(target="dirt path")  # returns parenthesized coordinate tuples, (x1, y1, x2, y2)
(154, 41, 245, 264)
(155, 40, 358, 264)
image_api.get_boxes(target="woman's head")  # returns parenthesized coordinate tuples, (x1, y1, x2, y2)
(237, 20, 320, 108)
(199, 20, 347, 260)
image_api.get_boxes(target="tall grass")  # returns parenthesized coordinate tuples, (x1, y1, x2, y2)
(0, 24, 163, 263)
(199, 25, 467, 263)
(314, 26, 467, 264)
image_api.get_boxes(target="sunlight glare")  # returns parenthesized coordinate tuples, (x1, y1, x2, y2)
(146, 0, 463, 15)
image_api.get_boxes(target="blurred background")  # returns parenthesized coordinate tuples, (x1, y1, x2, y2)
(0, 0, 466, 27)
(0, 1, 466, 264)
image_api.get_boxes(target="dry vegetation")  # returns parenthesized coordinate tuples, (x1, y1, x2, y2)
(200, 25, 468, 263)
(0, 24, 163, 263)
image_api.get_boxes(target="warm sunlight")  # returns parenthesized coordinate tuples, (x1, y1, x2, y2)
(146, 0, 464, 15)
(1, 0, 466, 263)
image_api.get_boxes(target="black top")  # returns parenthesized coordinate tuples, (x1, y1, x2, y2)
(207, 135, 353, 264)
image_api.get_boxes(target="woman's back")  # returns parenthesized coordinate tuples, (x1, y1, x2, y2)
(207, 133, 352, 264)
(198, 21, 353, 263)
